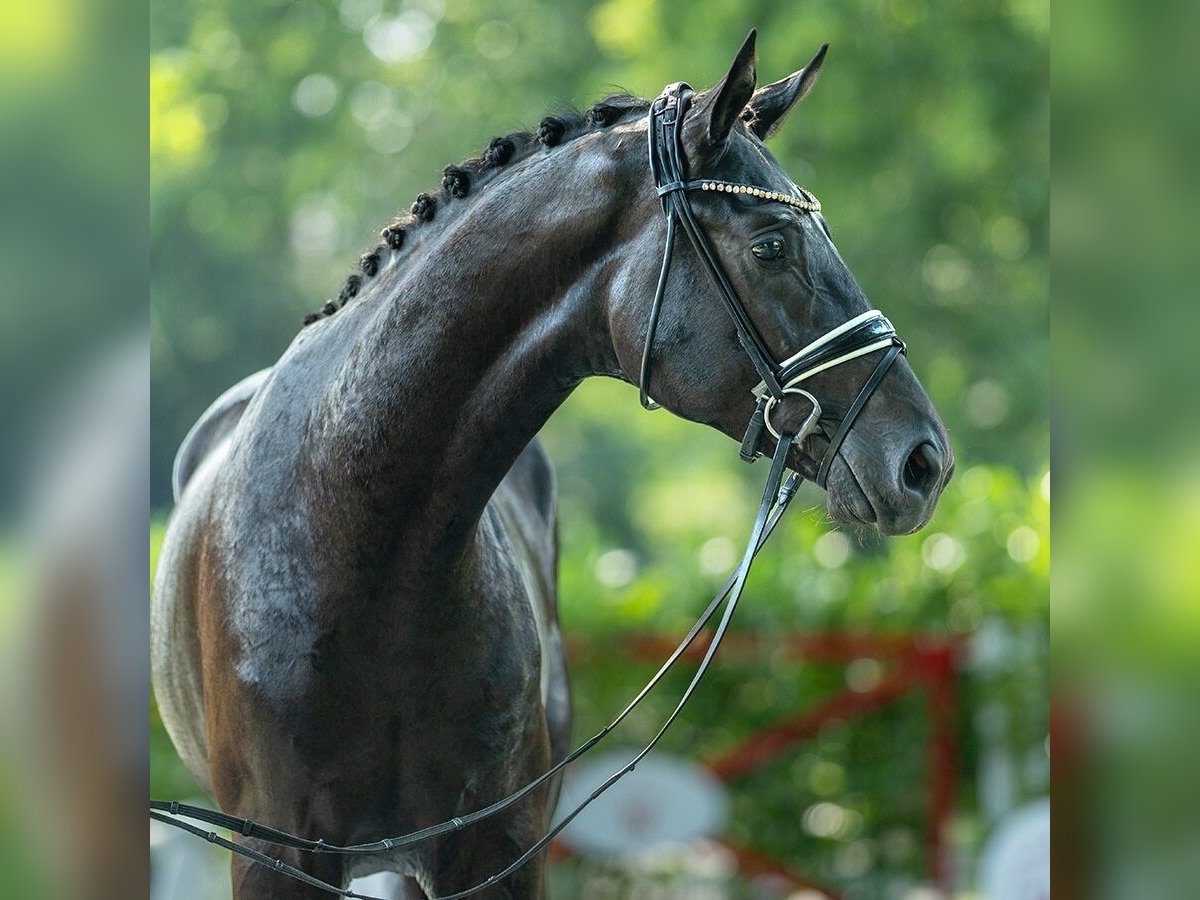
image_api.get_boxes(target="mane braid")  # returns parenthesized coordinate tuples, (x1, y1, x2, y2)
(536, 116, 567, 147)
(382, 226, 405, 250)
(483, 136, 515, 167)
(411, 193, 437, 222)
(300, 94, 650, 326)
(360, 249, 381, 277)
(339, 275, 362, 302)
(441, 166, 470, 199)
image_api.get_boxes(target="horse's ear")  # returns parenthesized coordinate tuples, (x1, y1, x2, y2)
(687, 30, 758, 156)
(743, 44, 828, 141)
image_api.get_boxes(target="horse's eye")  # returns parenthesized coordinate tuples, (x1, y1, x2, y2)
(752, 238, 786, 261)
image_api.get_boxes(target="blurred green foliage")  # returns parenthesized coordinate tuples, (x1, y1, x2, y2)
(1053, 0, 1200, 894)
(151, 0, 1047, 895)
(0, 0, 144, 515)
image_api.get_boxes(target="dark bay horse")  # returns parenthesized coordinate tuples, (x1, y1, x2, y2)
(152, 32, 952, 899)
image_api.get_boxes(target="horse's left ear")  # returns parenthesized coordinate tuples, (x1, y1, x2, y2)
(743, 44, 829, 141)
(686, 30, 758, 157)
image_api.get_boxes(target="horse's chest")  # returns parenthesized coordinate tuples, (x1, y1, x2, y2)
(213, 474, 557, 829)
(228, 534, 544, 748)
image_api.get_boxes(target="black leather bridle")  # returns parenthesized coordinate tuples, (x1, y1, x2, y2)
(150, 83, 907, 900)
(640, 82, 905, 487)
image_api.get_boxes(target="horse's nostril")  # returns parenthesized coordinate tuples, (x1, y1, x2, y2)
(902, 441, 942, 497)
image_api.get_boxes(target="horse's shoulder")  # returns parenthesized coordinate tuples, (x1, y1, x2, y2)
(172, 368, 272, 501)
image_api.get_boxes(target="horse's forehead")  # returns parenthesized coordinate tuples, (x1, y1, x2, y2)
(725, 133, 792, 187)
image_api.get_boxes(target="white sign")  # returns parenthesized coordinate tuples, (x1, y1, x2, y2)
(979, 798, 1050, 900)
(553, 750, 729, 858)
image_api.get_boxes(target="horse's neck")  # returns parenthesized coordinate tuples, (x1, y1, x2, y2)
(304, 141, 640, 565)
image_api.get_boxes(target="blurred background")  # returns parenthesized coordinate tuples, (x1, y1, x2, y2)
(146, 0, 1048, 898)
(147, 1, 1049, 897)
(5, 0, 1056, 897)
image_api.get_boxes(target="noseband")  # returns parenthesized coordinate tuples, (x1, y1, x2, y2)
(151, 83, 911, 900)
(639, 82, 905, 487)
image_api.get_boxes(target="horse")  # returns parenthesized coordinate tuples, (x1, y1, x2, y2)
(152, 31, 952, 899)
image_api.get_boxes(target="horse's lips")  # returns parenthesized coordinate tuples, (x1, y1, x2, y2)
(825, 456, 877, 527)
(780, 440, 877, 526)
(829, 453, 944, 536)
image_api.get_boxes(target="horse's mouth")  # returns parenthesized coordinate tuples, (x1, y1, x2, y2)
(826, 453, 943, 536)
(782, 444, 879, 529)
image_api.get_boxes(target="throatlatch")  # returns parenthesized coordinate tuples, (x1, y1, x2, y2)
(150, 80, 907, 900)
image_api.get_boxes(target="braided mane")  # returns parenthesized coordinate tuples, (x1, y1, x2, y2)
(301, 94, 650, 327)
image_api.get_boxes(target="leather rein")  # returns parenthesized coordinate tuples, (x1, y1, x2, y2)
(150, 82, 906, 900)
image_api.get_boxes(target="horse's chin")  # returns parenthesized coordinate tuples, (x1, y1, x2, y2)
(781, 446, 881, 531)
(824, 458, 878, 530)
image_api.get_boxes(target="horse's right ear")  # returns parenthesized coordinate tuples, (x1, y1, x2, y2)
(743, 43, 828, 141)
(685, 30, 758, 160)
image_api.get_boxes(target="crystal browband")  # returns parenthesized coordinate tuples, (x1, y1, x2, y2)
(655, 178, 822, 213)
(697, 180, 821, 212)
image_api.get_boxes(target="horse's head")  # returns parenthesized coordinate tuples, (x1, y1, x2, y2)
(611, 32, 952, 535)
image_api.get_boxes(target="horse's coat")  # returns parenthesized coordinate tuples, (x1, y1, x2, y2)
(152, 33, 952, 899)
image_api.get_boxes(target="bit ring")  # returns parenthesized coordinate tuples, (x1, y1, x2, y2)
(763, 387, 822, 443)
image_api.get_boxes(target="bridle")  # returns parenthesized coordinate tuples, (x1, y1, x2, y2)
(150, 83, 907, 899)
(640, 82, 905, 486)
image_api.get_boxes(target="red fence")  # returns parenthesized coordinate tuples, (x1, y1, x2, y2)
(557, 632, 964, 897)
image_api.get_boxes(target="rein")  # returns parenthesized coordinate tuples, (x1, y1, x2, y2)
(150, 82, 906, 899)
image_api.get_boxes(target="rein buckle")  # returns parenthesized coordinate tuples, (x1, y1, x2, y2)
(739, 395, 770, 463)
